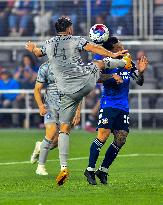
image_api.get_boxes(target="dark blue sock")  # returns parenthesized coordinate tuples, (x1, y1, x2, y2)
(88, 138, 104, 168)
(101, 142, 120, 169)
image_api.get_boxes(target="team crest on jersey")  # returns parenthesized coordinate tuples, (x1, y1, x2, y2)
(46, 114, 51, 119)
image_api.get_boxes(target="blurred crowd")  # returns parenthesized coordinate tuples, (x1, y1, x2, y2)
(0, 0, 162, 37)
(0, 0, 163, 128)
(0, 49, 159, 128)
(0, 54, 39, 127)
(0, 0, 134, 36)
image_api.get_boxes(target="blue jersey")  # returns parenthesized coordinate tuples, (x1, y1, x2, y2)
(0, 78, 20, 101)
(94, 54, 136, 112)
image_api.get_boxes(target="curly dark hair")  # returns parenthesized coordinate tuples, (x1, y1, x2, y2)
(55, 17, 72, 33)
(103, 37, 119, 51)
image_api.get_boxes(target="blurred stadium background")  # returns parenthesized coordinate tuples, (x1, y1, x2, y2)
(0, 0, 163, 130)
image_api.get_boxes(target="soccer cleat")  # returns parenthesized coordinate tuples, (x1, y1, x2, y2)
(84, 169, 97, 185)
(30, 141, 42, 164)
(95, 169, 108, 185)
(36, 164, 48, 176)
(56, 168, 69, 186)
(122, 53, 132, 70)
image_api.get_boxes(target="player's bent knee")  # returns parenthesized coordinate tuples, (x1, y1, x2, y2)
(60, 123, 71, 134)
(97, 128, 111, 143)
(113, 130, 128, 148)
(117, 137, 127, 147)
(45, 123, 58, 140)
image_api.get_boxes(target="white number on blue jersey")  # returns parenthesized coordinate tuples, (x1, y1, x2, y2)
(124, 115, 129, 124)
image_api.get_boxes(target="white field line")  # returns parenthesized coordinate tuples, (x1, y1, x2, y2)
(0, 153, 163, 166)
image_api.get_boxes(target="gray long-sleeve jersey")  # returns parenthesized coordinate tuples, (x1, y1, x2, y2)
(36, 62, 60, 111)
(40, 35, 100, 94)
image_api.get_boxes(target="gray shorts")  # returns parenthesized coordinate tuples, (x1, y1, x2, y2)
(59, 69, 100, 124)
(44, 108, 59, 125)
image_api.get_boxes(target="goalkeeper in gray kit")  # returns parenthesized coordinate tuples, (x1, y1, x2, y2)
(25, 17, 132, 185)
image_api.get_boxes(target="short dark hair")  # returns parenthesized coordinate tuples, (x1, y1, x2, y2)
(103, 37, 119, 51)
(55, 17, 72, 33)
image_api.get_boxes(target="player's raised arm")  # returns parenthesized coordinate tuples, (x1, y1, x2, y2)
(34, 82, 47, 116)
(83, 43, 128, 58)
(25, 41, 43, 57)
(137, 56, 149, 73)
(136, 56, 149, 86)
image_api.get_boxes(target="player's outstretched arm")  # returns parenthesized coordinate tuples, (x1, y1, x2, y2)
(98, 74, 123, 84)
(34, 82, 47, 116)
(136, 56, 149, 86)
(25, 41, 43, 57)
(83, 43, 128, 58)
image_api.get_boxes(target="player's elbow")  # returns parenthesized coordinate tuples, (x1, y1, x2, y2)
(84, 43, 96, 52)
(136, 80, 144, 86)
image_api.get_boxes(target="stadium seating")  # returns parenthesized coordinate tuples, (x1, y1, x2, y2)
(154, 97, 163, 127)
(0, 0, 162, 129)
(153, 0, 163, 35)
(0, 0, 161, 39)
(129, 96, 154, 127)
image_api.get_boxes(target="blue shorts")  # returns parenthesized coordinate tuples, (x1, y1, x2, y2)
(97, 107, 129, 133)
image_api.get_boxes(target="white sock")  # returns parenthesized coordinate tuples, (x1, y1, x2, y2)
(87, 167, 95, 172)
(37, 164, 45, 169)
(99, 166, 108, 173)
(38, 137, 52, 165)
(61, 165, 67, 171)
(58, 132, 69, 170)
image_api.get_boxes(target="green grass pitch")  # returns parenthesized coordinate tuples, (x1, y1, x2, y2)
(0, 129, 163, 205)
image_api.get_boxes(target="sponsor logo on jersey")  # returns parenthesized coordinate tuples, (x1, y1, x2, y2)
(102, 118, 108, 124)
(119, 71, 131, 80)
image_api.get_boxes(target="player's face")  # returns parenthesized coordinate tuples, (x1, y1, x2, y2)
(0, 73, 9, 81)
(23, 56, 31, 66)
(112, 42, 124, 53)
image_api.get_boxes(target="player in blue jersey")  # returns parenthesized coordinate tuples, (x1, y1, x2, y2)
(84, 37, 149, 185)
